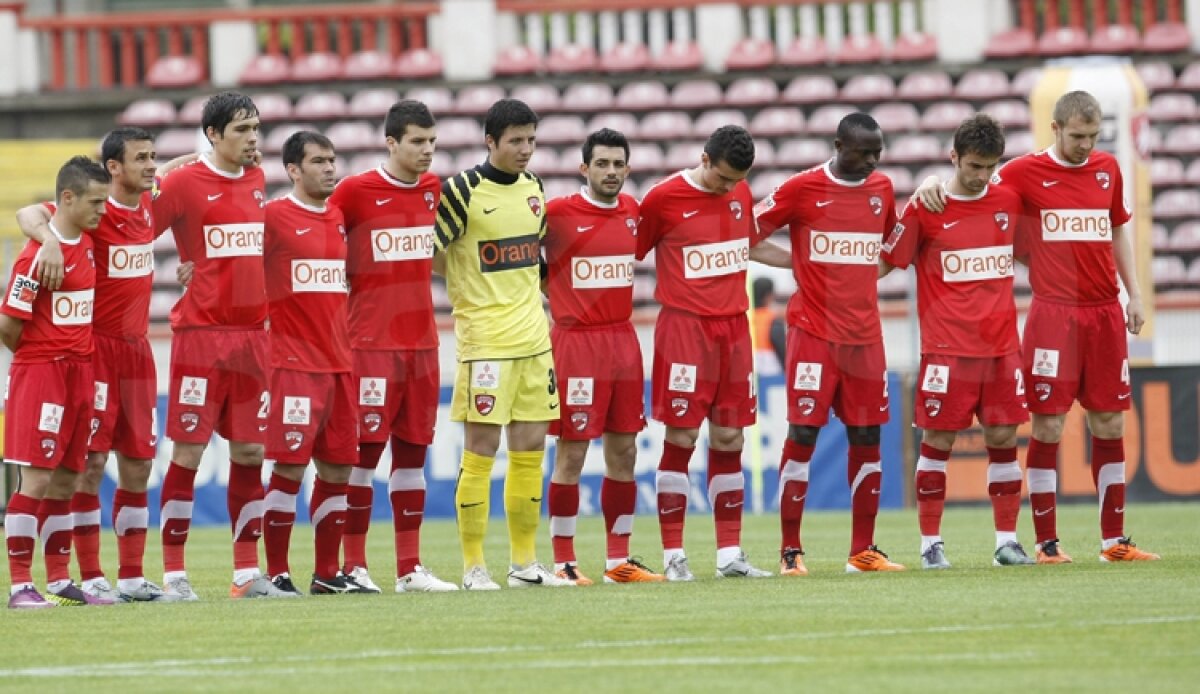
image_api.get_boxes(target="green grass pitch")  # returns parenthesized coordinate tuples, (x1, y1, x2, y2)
(3, 502, 1198, 692)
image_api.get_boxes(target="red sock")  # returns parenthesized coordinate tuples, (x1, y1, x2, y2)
(987, 447, 1022, 533)
(5, 493, 39, 585)
(389, 438, 427, 577)
(1025, 439, 1059, 543)
(779, 440, 814, 553)
(70, 491, 103, 581)
(708, 448, 744, 550)
(848, 444, 882, 556)
(160, 462, 197, 574)
(112, 489, 148, 580)
(263, 472, 301, 577)
(1091, 436, 1127, 540)
(311, 477, 348, 579)
(656, 441, 693, 551)
(343, 441, 384, 573)
(227, 461, 264, 572)
(548, 481, 579, 565)
(916, 443, 950, 537)
(602, 477, 636, 561)
(38, 498, 73, 584)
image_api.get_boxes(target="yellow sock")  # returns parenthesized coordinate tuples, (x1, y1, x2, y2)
(505, 450, 545, 568)
(456, 450, 495, 571)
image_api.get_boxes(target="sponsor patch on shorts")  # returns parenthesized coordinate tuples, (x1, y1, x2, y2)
(921, 364, 950, 394)
(566, 378, 594, 406)
(179, 377, 208, 406)
(283, 396, 311, 426)
(359, 377, 386, 406)
(668, 364, 697, 393)
(1032, 349, 1059, 378)
(471, 361, 500, 390)
(793, 363, 822, 391)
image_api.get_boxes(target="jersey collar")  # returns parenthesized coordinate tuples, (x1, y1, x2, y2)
(943, 181, 988, 201)
(579, 187, 619, 209)
(107, 195, 141, 211)
(200, 153, 245, 179)
(479, 161, 520, 185)
(47, 221, 82, 245)
(1044, 146, 1089, 168)
(286, 193, 327, 213)
(376, 164, 420, 188)
(822, 160, 868, 188)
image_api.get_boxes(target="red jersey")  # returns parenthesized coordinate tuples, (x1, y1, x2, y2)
(635, 172, 760, 317)
(995, 148, 1131, 306)
(263, 195, 351, 373)
(1, 225, 95, 364)
(881, 184, 1023, 357)
(328, 166, 439, 351)
(754, 162, 897, 345)
(153, 156, 267, 330)
(544, 189, 639, 327)
(88, 194, 155, 337)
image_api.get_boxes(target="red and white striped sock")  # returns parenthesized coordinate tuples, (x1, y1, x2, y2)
(71, 491, 103, 581)
(227, 461, 265, 575)
(311, 477, 348, 579)
(159, 462, 197, 576)
(112, 488, 148, 581)
(263, 472, 301, 578)
(389, 438, 427, 577)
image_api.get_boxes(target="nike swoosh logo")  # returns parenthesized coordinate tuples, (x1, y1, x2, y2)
(258, 425, 268, 432)
(1117, 393, 1130, 400)
(790, 495, 806, 502)
(295, 228, 311, 235)
(116, 223, 126, 228)
(208, 193, 223, 201)
(483, 207, 498, 214)
(576, 225, 594, 232)
(816, 200, 834, 207)
(530, 497, 542, 503)
(661, 507, 684, 514)
(251, 530, 262, 537)
(1042, 181, 1059, 188)
(511, 574, 543, 585)
(57, 548, 71, 554)
(267, 521, 292, 527)
(682, 210, 700, 218)
(459, 502, 485, 508)
(724, 501, 744, 509)
(942, 221, 960, 229)
(8, 550, 30, 556)
(871, 489, 881, 495)
(402, 509, 423, 516)
(1034, 508, 1054, 516)
(549, 403, 558, 410)
(334, 519, 345, 524)
(375, 198, 392, 206)
(918, 488, 943, 495)
(169, 529, 189, 536)
(1113, 507, 1125, 513)
(880, 405, 888, 412)
(65, 264, 77, 272)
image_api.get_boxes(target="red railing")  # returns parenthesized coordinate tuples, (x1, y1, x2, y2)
(19, 2, 437, 91)
(1010, 0, 1186, 32)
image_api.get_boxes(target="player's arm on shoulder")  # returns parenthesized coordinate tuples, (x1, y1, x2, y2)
(913, 174, 946, 213)
(880, 202, 919, 278)
(15, 203, 63, 290)
(434, 173, 472, 251)
(749, 239, 791, 268)
(159, 153, 199, 177)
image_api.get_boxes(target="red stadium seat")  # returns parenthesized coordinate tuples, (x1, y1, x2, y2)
(1169, 221, 1200, 251)
(670, 80, 723, 109)
(1005, 131, 1035, 158)
(542, 177, 580, 201)
(898, 70, 953, 100)
(395, 49, 442, 80)
(146, 56, 204, 89)
(749, 107, 806, 137)
(807, 104, 856, 135)
(725, 77, 779, 107)
(532, 148, 574, 176)
(177, 96, 207, 125)
(954, 69, 1010, 100)
(1149, 93, 1197, 122)
(870, 103, 920, 132)
(1151, 157, 1186, 186)
(290, 52, 342, 83)
(693, 109, 748, 138)
(1161, 124, 1200, 154)
(1089, 24, 1140, 54)
(1135, 61, 1176, 92)
(1186, 158, 1200, 184)
(324, 121, 376, 152)
(262, 123, 317, 153)
(1009, 67, 1043, 97)
(982, 100, 1031, 129)
(546, 44, 598, 75)
(914, 163, 955, 185)
(561, 82, 614, 113)
(628, 143, 666, 172)
(877, 166, 915, 194)
(782, 75, 837, 105)
(403, 86, 453, 115)
(832, 35, 884, 64)
(725, 38, 775, 71)
(615, 80, 670, 111)
(587, 112, 639, 139)
(455, 149, 486, 172)
(434, 118, 484, 148)
(294, 91, 347, 120)
(347, 88, 400, 118)
(493, 45, 542, 77)
(1152, 223, 1172, 251)
(776, 139, 834, 168)
(750, 170, 793, 199)
(754, 140, 778, 169)
(1152, 257, 1188, 286)
(1141, 23, 1191, 54)
(249, 92, 294, 122)
(639, 111, 693, 141)
(841, 73, 896, 102)
(262, 159, 290, 186)
(455, 84, 506, 115)
(428, 152, 458, 179)
(891, 33, 937, 62)
(984, 28, 1036, 59)
(601, 43, 650, 73)
(239, 54, 291, 86)
(778, 36, 829, 67)
(536, 115, 588, 145)
(348, 152, 381, 176)
(664, 142, 705, 170)
(1152, 190, 1200, 217)
(118, 98, 177, 127)
(651, 41, 702, 71)
(341, 51, 393, 81)
(886, 134, 943, 163)
(510, 84, 561, 114)
(1188, 258, 1200, 287)
(1176, 62, 1200, 90)
(155, 128, 201, 158)
(920, 101, 974, 131)
(1037, 27, 1089, 56)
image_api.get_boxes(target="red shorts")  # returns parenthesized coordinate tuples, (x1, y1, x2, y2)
(915, 352, 1029, 431)
(265, 369, 359, 466)
(90, 333, 157, 460)
(551, 322, 646, 440)
(651, 310, 754, 429)
(1023, 299, 1131, 415)
(353, 348, 439, 446)
(786, 327, 889, 427)
(4, 358, 93, 472)
(167, 328, 269, 444)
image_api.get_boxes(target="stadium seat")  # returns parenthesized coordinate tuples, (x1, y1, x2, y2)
(346, 88, 398, 119)
(434, 118, 484, 148)
(920, 101, 974, 131)
(588, 112, 639, 138)
(628, 143, 666, 172)
(601, 42, 650, 73)
(982, 100, 1031, 129)
(870, 103, 920, 132)
(1176, 62, 1200, 90)
(693, 109, 748, 137)
(914, 163, 955, 186)
(1152, 223, 1172, 251)
(1152, 190, 1200, 217)
(750, 170, 793, 198)
(324, 121, 376, 152)
(1089, 24, 1141, 54)
(176, 95, 207, 125)
(891, 32, 937, 62)
(664, 142, 705, 170)
(239, 53, 291, 86)
(1186, 158, 1200, 184)
(510, 83, 561, 114)
(1152, 256, 1188, 287)
(725, 77, 779, 107)
(806, 104, 856, 135)
(456, 84, 506, 115)
(1143, 124, 1165, 154)
(1161, 124, 1200, 154)
(750, 107, 806, 137)
(832, 34, 884, 64)
(1009, 67, 1043, 97)
(640, 111, 693, 141)
(1037, 27, 1089, 56)
(1151, 157, 1186, 186)
(560, 82, 614, 113)
(348, 152, 381, 176)
(1169, 220, 1200, 252)
(1141, 22, 1191, 53)
(262, 123, 317, 153)
(782, 75, 838, 104)
(455, 149, 486, 172)
(546, 44, 598, 75)
(725, 38, 776, 71)
(670, 80, 723, 109)
(249, 92, 294, 122)
(145, 56, 204, 89)
(395, 49, 442, 80)
(532, 148, 573, 176)
(262, 159, 290, 186)
(155, 128, 202, 158)
(841, 73, 896, 102)
(1149, 93, 1197, 122)
(954, 69, 1010, 100)
(651, 41, 703, 71)
(878, 166, 915, 194)
(403, 86, 452, 115)
(1188, 258, 1200, 287)
(535, 115, 587, 145)
(886, 134, 943, 163)
(294, 91, 347, 120)
(753, 140, 778, 169)
(615, 80, 670, 111)
(778, 36, 829, 67)
(984, 28, 1036, 59)
(341, 51, 393, 81)
(118, 98, 177, 127)
(777, 139, 834, 168)
(290, 52, 343, 83)
(542, 177, 580, 201)
(1005, 130, 1035, 157)
(1135, 61, 1177, 92)
(428, 152, 458, 179)
(898, 70, 953, 100)
(493, 45, 542, 76)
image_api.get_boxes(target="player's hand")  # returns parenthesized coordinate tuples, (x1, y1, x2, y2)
(176, 260, 195, 287)
(250, 150, 263, 168)
(913, 175, 946, 213)
(1125, 296, 1145, 335)
(30, 236, 65, 290)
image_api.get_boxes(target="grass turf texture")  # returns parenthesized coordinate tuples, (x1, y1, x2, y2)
(3, 502, 1198, 692)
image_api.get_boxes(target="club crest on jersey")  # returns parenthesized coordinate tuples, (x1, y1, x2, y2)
(1035, 383, 1052, 401)
(90, 417, 101, 443)
(625, 218, 637, 236)
(424, 191, 436, 210)
(337, 224, 347, 240)
(527, 196, 542, 217)
(796, 396, 816, 417)
(995, 212, 1010, 232)
(567, 378, 594, 406)
(729, 200, 744, 220)
(669, 364, 697, 393)
(180, 412, 199, 433)
(475, 394, 495, 416)
(869, 195, 883, 216)
(1096, 171, 1111, 190)
(253, 189, 265, 208)
(86, 248, 95, 267)
(363, 413, 382, 433)
(925, 398, 942, 417)
(571, 412, 588, 431)
(671, 397, 689, 417)
(41, 438, 56, 458)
